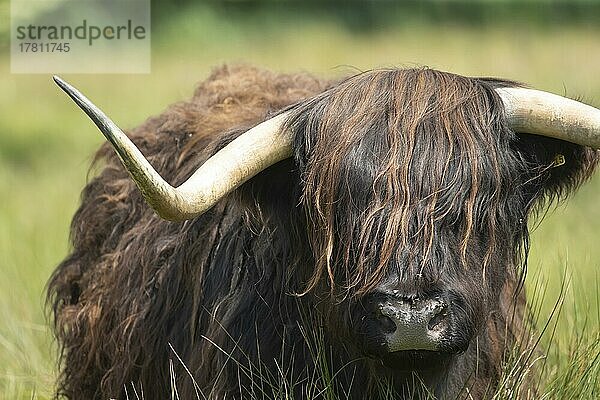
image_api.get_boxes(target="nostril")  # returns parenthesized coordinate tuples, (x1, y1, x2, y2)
(427, 305, 449, 331)
(375, 313, 396, 334)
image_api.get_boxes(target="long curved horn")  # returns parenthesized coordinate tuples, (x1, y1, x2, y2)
(55, 77, 600, 222)
(496, 87, 600, 149)
(54, 76, 293, 221)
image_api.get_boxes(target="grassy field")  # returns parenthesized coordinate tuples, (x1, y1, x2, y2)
(1, 5, 599, 398)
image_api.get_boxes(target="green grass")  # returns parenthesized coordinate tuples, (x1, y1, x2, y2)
(0, 7, 599, 399)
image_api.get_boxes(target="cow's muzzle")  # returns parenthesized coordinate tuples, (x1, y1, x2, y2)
(378, 296, 449, 352)
(354, 290, 470, 366)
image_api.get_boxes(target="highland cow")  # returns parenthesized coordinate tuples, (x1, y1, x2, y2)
(49, 65, 599, 399)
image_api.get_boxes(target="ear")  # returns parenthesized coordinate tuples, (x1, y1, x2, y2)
(512, 134, 598, 210)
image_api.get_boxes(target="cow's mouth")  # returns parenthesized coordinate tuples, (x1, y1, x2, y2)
(379, 350, 454, 371)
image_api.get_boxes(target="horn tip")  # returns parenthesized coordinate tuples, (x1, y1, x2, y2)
(53, 75, 67, 89)
(53, 75, 78, 99)
(52, 76, 89, 112)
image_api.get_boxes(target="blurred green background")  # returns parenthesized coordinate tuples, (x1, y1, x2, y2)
(0, 1, 599, 398)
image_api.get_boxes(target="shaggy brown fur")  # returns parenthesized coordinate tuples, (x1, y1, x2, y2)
(48, 65, 598, 399)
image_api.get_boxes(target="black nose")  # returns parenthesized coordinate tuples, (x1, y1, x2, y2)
(361, 293, 451, 352)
